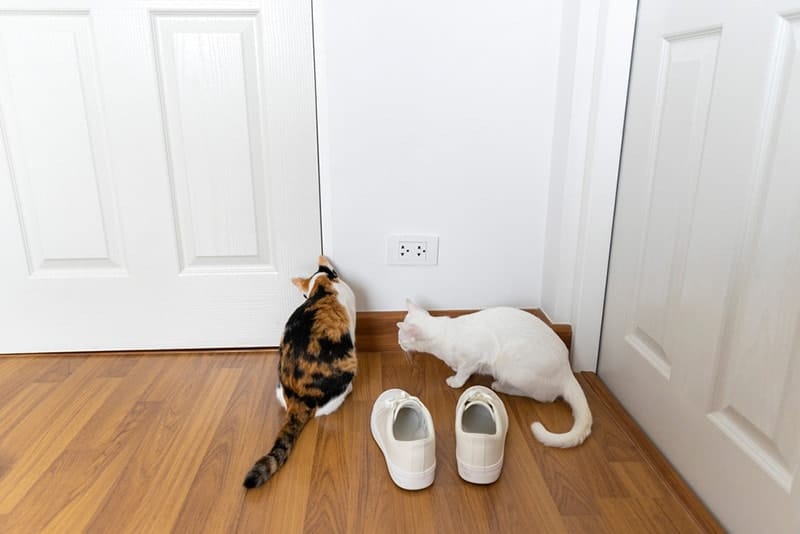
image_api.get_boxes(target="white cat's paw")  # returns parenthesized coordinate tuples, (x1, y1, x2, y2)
(446, 376, 463, 388)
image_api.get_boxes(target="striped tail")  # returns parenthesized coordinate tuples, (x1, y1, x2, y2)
(243, 403, 314, 489)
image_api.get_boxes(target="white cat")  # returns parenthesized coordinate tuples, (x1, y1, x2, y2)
(397, 300, 592, 448)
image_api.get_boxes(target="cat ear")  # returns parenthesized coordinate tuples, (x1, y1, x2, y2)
(291, 277, 308, 292)
(406, 299, 429, 315)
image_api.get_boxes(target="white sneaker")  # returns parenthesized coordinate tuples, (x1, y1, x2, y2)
(455, 385, 508, 484)
(370, 389, 436, 490)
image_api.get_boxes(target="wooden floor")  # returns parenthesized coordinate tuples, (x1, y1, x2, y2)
(0, 349, 720, 533)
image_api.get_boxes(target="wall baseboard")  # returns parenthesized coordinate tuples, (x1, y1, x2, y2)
(580, 373, 724, 532)
(3, 310, 569, 357)
(356, 309, 572, 353)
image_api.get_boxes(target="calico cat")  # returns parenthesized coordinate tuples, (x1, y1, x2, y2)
(397, 300, 592, 448)
(243, 256, 357, 489)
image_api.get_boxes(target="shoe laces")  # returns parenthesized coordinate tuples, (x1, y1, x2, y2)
(464, 391, 495, 413)
(386, 391, 422, 420)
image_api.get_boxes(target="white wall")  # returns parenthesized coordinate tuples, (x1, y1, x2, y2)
(314, 0, 562, 311)
(313, 0, 636, 371)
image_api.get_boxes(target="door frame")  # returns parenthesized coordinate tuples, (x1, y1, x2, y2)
(541, 0, 638, 371)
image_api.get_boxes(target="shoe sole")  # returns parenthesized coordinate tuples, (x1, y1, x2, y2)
(371, 391, 435, 491)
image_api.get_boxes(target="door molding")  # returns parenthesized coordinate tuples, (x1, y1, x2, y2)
(541, 0, 637, 371)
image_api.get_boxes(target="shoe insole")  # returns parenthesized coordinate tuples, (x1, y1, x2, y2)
(393, 406, 428, 441)
(462, 403, 496, 435)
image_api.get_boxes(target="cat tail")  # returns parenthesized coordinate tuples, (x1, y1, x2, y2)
(243, 402, 314, 489)
(531, 374, 593, 448)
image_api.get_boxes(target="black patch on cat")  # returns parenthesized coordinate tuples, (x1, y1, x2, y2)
(314, 334, 354, 363)
(315, 265, 338, 279)
(293, 366, 305, 380)
(282, 323, 311, 358)
(306, 371, 355, 407)
(315, 372, 354, 402)
(272, 440, 288, 460)
(282, 387, 301, 400)
(281, 284, 332, 350)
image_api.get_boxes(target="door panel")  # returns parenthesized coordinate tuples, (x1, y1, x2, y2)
(0, 12, 125, 276)
(600, 1, 800, 531)
(0, 0, 320, 353)
(153, 12, 275, 273)
(628, 27, 720, 381)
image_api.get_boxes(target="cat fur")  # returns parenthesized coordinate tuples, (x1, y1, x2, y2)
(397, 300, 591, 448)
(243, 256, 357, 488)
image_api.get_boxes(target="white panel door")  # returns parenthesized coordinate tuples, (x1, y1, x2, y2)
(600, 1, 800, 531)
(0, 0, 320, 353)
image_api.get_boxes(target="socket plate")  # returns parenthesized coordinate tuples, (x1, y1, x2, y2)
(387, 234, 439, 265)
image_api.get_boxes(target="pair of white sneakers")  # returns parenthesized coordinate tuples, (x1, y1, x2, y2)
(370, 385, 509, 490)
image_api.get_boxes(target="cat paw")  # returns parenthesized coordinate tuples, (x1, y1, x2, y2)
(446, 376, 464, 388)
(490, 382, 506, 394)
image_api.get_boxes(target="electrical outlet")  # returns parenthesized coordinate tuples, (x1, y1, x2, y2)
(387, 234, 439, 265)
(399, 241, 427, 260)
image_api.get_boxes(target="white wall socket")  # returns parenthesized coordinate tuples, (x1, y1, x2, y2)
(387, 234, 439, 265)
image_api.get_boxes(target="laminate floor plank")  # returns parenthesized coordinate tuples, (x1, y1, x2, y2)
(4, 357, 167, 532)
(172, 354, 272, 534)
(0, 358, 120, 514)
(0, 350, 719, 533)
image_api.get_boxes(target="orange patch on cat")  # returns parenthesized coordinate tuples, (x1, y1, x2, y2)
(308, 278, 350, 337)
(292, 277, 310, 293)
